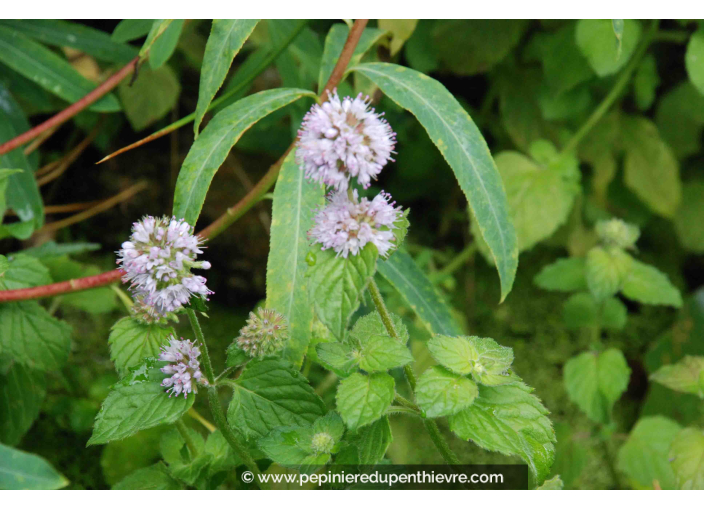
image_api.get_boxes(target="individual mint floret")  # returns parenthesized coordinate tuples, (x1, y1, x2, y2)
(117, 216, 212, 318)
(296, 90, 395, 190)
(236, 308, 288, 358)
(595, 218, 640, 250)
(158, 337, 208, 398)
(309, 189, 402, 258)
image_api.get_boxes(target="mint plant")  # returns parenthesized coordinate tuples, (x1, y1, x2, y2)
(1, 18, 703, 491)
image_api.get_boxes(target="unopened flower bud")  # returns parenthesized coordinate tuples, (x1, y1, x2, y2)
(236, 308, 288, 359)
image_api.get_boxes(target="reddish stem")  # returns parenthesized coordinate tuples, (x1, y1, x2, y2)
(0, 58, 138, 156)
(0, 20, 371, 304)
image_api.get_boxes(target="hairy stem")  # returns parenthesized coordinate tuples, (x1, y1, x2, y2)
(561, 20, 657, 155)
(185, 308, 263, 487)
(175, 419, 199, 458)
(0, 57, 138, 156)
(368, 279, 460, 465)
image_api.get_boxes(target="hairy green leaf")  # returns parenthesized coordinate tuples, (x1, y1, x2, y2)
(88, 359, 194, 445)
(227, 358, 326, 441)
(308, 244, 378, 341)
(112, 462, 181, 490)
(585, 246, 632, 301)
(358, 334, 413, 373)
(562, 293, 627, 330)
(336, 372, 395, 430)
(0, 362, 46, 445)
(355, 416, 393, 465)
(108, 317, 175, 374)
(416, 366, 478, 418)
(449, 381, 555, 484)
(427, 335, 514, 385)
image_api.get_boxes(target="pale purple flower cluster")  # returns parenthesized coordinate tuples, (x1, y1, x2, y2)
(117, 216, 212, 318)
(159, 337, 208, 398)
(309, 189, 402, 258)
(296, 91, 395, 190)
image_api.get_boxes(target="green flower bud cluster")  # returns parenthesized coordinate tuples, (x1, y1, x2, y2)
(595, 218, 640, 250)
(235, 308, 288, 358)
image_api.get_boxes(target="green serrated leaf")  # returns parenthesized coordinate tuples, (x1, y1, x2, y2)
(355, 416, 393, 465)
(651, 356, 704, 397)
(377, 250, 462, 336)
(349, 310, 408, 346)
(174, 88, 313, 226)
(336, 372, 395, 430)
(358, 334, 413, 373)
(576, 19, 641, 77)
(0, 444, 68, 489)
(536, 475, 564, 490)
(621, 259, 682, 307)
(308, 244, 378, 341)
(669, 427, 704, 489)
(449, 381, 555, 484)
(315, 342, 358, 377)
(0, 25, 120, 112)
(427, 335, 514, 385)
(0, 301, 71, 372)
(585, 246, 632, 301)
(616, 416, 682, 489)
(225, 342, 250, 368)
(266, 151, 324, 367)
(227, 358, 326, 441)
(351, 62, 518, 301)
(194, 19, 259, 136)
(416, 366, 478, 418)
(112, 462, 181, 490)
(534, 257, 587, 292)
(0, 362, 46, 445)
(564, 349, 630, 424)
(0, 254, 51, 290)
(108, 317, 175, 374)
(88, 359, 194, 445)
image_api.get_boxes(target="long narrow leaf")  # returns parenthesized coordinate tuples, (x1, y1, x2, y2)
(194, 19, 259, 137)
(173, 88, 315, 225)
(352, 63, 518, 301)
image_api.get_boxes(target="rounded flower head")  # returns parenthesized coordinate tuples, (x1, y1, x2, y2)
(596, 218, 640, 250)
(309, 189, 402, 258)
(159, 337, 208, 398)
(311, 432, 335, 454)
(236, 308, 288, 359)
(117, 216, 212, 318)
(296, 91, 395, 190)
